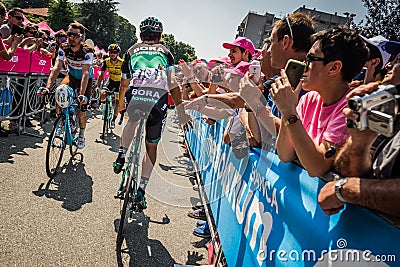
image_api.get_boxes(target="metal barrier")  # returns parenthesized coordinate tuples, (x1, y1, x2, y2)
(0, 48, 53, 136)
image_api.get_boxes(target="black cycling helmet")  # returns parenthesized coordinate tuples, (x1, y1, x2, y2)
(140, 17, 163, 33)
(108, 43, 120, 52)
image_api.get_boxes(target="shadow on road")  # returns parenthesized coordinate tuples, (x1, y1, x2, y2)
(0, 116, 53, 164)
(115, 213, 176, 267)
(32, 154, 93, 211)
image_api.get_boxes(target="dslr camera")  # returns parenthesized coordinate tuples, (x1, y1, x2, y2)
(348, 84, 400, 137)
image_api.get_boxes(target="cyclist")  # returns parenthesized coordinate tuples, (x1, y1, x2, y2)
(95, 43, 124, 128)
(38, 21, 94, 149)
(114, 17, 191, 209)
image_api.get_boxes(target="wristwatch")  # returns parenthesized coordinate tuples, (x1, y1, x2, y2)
(335, 178, 348, 202)
(283, 115, 300, 126)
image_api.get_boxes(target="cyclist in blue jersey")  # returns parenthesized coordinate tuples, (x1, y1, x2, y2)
(114, 17, 191, 209)
(38, 21, 94, 149)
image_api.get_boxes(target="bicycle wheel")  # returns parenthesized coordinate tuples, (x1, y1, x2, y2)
(69, 116, 79, 156)
(116, 170, 135, 248)
(101, 101, 109, 141)
(46, 116, 66, 178)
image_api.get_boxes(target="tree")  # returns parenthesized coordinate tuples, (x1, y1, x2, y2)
(160, 34, 197, 64)
(115, 15, 137, 54)
(77, 0, 119, 49)
(5, 0, 50, 9)
(47, 0, 76, 32)
(360, 0, 400, 40)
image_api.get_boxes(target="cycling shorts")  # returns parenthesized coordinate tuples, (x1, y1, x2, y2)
(107, 80, 120, 93)
(60, 74, 93, 111)
(125, 86, 168, 143)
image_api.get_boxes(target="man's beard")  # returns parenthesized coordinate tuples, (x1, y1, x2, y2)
(69, 41, 78, 48)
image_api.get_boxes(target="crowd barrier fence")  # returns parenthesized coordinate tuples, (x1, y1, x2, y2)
(0, 48, 61, 135)
(186, 111, 400, 267)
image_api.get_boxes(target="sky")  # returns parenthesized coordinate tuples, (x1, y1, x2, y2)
(71, 0, 367, 60)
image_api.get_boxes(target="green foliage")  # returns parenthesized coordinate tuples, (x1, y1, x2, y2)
(24, 13, 45, 24)
(6, 0, 50, 9)
(47, 0, 76, 32)
(115, 15, 137, 54)
(76, 0, 119, 49)
(160, 34, 197, 64)
(360, 0, 400, 40)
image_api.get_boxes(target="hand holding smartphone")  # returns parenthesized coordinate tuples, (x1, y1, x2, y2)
(249, 63, 261, 84)
(284, 59, 306, 88)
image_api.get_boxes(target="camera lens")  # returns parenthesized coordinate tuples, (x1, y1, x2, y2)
(348, 96, 362, 111)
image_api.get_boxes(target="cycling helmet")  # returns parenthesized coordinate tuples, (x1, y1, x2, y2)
(108, 43, 120, 52)
(55, 84, 74, 108)
(140, 17, 163, 33)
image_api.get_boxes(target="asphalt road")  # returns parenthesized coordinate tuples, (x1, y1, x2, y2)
(0, 108, 209, 267)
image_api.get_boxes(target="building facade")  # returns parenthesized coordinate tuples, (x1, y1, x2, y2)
(236, 5, 350, 49)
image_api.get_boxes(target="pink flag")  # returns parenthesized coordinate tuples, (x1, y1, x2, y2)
(37, 21, 55, 34)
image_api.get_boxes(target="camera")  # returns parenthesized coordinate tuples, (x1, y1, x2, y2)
(11, 25, 24, 35)
(348, 84, 400, 137)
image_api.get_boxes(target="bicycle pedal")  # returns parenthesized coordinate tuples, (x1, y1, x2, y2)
(114, 191, 124, 200)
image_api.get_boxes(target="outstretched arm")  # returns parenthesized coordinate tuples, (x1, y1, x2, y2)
(319, 177, 400, 217)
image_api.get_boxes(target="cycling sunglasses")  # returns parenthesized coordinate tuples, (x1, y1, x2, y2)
(12, 15, 23, 21)
(67, 31, 83, 38)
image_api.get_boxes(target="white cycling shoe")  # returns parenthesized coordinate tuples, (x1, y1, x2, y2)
(77, 136, 86, 149)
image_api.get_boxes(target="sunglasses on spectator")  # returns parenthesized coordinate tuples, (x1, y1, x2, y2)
(108, 50, 118, 54)
(12, 15, 23, 21)
(282, 15, 293, 39)
(67, 31, 82, 38)
(305, 53, 326, 69)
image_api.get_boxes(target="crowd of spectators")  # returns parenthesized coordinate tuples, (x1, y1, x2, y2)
(179, 14, 400, 220)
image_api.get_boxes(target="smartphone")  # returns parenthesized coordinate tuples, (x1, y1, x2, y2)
(249, 64, 261, 83)
(285, 59, 306, 88)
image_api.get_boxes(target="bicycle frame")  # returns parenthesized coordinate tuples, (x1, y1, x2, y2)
(117, 116, 146, 192)
(60, 107, 78, 146)
(116, 111, 148, 248)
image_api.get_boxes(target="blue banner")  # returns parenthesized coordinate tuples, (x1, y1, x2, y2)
(186, 112, 400, 267)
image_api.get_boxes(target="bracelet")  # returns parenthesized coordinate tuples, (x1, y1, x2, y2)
(256, 106, 268, 118)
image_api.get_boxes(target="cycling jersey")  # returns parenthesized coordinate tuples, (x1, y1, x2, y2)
(101, 57, 123, 82)
(122, 42, 174, 143)
(57, 43, 94, 80)
(122, 42, 174, 115)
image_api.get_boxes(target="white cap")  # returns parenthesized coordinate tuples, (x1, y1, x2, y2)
(360, 35, 391, 68)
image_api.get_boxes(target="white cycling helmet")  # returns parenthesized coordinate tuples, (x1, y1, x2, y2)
(55, 84, 73, 108)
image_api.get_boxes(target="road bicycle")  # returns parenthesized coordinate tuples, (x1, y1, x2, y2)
(114, 110, 148, 249)
(100, 88, 116, 142)
(44, 85, 80, 178)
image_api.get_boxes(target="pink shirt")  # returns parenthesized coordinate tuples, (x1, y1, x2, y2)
(0, 38, 5, 51)
(296, 90, 350, 146)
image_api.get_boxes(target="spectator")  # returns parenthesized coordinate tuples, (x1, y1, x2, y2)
(360, 35, 391, 83)
(93, 51, 103, 68)
(187, 13, 315, 138)
(50, 31, 67, 67)
(318, 49, 400, 217)
(18, 23, 38, 52)
(0, 7, 24, 43)
(0, 2, 23, 61)
(272, 26, 369, 177)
